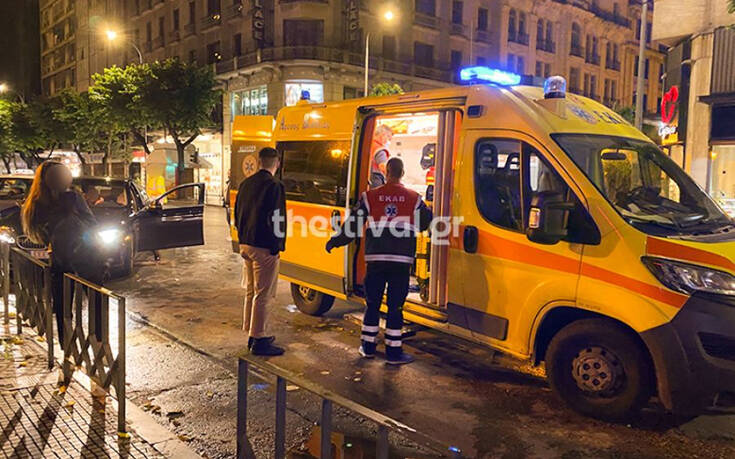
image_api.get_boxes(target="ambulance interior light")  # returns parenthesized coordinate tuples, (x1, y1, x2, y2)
(459, 66, 522, 86)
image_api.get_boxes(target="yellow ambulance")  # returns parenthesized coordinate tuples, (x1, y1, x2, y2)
(230, 67, 735, 420)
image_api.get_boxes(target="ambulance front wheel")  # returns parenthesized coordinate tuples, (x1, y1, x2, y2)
(291, 283, 335, 316)
(545, 318, 654, 421)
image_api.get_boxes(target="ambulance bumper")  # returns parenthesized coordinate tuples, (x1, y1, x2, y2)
(641, 292, 735, 414)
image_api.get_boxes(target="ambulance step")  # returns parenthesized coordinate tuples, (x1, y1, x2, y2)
(343, 312, 426, 339)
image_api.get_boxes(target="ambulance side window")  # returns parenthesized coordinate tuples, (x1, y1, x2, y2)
(279, 140, 350, 207)
(474, 139, 524, 232)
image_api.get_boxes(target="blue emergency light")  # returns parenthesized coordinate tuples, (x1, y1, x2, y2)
(459, 66, 522, 86)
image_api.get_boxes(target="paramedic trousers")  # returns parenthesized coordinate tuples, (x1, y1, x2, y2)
(362, 261, 411, 358)
(240, 244, 280, 339)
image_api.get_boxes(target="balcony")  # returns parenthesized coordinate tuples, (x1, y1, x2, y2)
(589, 4, 630, 28)
(169, 30, 180, 43)
(414, 65, 451, 81)
(605, 60, 620, 71)
(450, 23, 467, 37)
(508, 31, 529, 45)
(475, 29, 491, 43)
(536, 39, 555, 53)
(585, 53, 600, 65)
(153, 36, 164, 49)
(413, 12, 438, 29)
(184, 23, 196, 36)
(570, 43, 583, 57)
(384, 59, 411, 75)
(201, 13, 222, 30)
(224, 2, 244, 20)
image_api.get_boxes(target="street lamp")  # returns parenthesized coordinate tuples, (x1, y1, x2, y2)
(0, 83, 7, 93)
(364, 8, 397, 95)
(105, 29, 143, 64)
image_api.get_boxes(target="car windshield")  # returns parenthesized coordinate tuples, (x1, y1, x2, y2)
(0, 179, 30, 199)
(75, 180, 128, 208)
(553, 134, 732, 236)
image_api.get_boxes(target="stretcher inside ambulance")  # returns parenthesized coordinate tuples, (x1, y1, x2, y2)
(229, 68, 735, 421)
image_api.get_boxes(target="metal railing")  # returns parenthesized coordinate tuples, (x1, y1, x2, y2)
(237, 355, 462, 459)
(10, 247, 54, 368)
(0, 241, 127, 434)
(62, 273, 127, 434)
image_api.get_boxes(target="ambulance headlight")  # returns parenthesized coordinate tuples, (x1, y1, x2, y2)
(544, 76, 567, 99)
(642, 257, 735, 296)
(97, 228, 122, 246)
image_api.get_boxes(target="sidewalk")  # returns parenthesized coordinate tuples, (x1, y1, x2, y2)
(0, 321, 196, 458)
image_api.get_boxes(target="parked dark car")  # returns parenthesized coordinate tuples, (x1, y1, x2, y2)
(0, 175, 205, 278)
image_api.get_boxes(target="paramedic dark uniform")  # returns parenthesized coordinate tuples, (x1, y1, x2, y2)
(327, 183, 432, 358)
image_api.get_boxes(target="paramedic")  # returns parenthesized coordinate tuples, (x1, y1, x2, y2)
(369, 124, 394, 188)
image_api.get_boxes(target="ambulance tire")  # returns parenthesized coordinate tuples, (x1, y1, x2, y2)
(546, 318, 654, 422)
(291, 283, 335, 316)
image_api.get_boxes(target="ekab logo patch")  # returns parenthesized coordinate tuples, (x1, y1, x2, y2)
(384, 204, 398, 218)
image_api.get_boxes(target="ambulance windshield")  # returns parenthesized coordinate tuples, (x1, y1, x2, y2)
(553, 134, 732, 236)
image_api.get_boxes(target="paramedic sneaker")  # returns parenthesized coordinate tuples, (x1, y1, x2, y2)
(386, 352, 415, 365)
(358, 345, 375, 359)
(248, 336, 275, 350)
(251, 338, 285, 356)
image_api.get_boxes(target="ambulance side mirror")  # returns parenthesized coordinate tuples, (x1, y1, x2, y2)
(526, 191, 575, 245)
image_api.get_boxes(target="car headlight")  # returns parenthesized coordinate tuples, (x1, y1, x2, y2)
(642, 256, 735, 296)
(0, 226, 16, 244)
(97, 228, 122, 246)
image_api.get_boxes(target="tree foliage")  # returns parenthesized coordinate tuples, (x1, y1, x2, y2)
(369, 82, 405, 97)
(134, 58, 220, 173)
(729, 0, 734, 14)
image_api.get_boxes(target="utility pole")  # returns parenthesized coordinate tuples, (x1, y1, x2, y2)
(634, 0, 648, 130)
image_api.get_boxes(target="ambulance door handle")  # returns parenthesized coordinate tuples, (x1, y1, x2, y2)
(463, 226, 478, 254)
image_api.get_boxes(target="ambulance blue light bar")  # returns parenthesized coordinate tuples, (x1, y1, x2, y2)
(459, 66, 522, 86)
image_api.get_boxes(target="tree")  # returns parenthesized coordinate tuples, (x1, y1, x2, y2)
(134, 58, 220, 177)
(7, 99, 62, 167)
(90, 64, 154, 155)
(369, 82, 405, 97)
(728, 0, 734, 14)
(52, 90, 108, 166)
(0, 99, 14, 172)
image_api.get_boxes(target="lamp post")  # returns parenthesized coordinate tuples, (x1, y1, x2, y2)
(364, 9, 396, 95)
(105, 29, 143, 64)
(634, 0, 648, 130)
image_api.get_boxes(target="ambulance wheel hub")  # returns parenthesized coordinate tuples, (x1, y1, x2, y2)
(571, 346, 624, 394)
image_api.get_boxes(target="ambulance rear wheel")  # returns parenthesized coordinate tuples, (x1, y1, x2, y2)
(291, 283, 335, 316)
(545, 319, 654, 421)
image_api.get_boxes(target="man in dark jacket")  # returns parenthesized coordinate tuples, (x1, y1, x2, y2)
(326, 158, 432, 364)
(235, 147, 287, 356)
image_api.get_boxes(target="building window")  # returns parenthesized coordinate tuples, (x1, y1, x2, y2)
(158, 16, 164, 39)
(544, 63, 551, 78)
(536, 19, 543, 44)
(583, 73, 590, 95)
(285, 82, 324, 106)
(569, 67, 580, 92)
(415, 0, 436, 16)
(659, 63, 664, 80)
(343, 87, 365, 100)
(189, 49, 196, 63)
(383, 35, 396, 60)
(451, 50, 462, 70)
(644, 58, 650, 79)
(207, 0, 221, 16)
(590, 75, 597, 98)
(611, 80, 617, 100)
(233, 33, 242, 57)
(518, 12, 526, 35)
(508, 9, 516, 39)
(571, 22, 581, 56)
(146, 22, 152, 43)
(280, 140, 350, 207)
(516, 56, 524, 75)
(545, 22, 553, 44)
(283, 20, 324, 46)
(207, 41, 221, 64)
(535, 61, 543, 77)
(173, 9, 180, 30)
(231, 86, 268, 117)
(507, 53, 515, 71)
(646, 22, 652, 43)
(477, 8, 488, 31)
(189, 1, 196, 24)
(477, 56, 486, 66)
(452, 1, 463, 24)
(414, 42, 434, 67)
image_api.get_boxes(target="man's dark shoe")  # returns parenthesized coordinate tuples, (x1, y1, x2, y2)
(248, 336, 275, 349)
(386, 352, 414, 365)
(251, 338, 284, 356)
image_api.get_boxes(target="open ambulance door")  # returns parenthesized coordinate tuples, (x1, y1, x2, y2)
(347, 99, 464, 323)
(228, 115, 275, 252)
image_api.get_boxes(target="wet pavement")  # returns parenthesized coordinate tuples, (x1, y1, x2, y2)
(109, 206, 735, 458)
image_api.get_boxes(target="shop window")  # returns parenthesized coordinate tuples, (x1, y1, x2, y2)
(231, 86, 268, 116)
(279, 140, 350, 207)
(285, 82, 323, 106)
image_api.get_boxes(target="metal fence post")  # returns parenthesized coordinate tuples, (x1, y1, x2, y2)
(2, 242, 9, 325)
(275, 376, 286, 459)
(377, 425, 389, 459)
(15, 252, 22, 335)
(62, 276, 73, 382)
(43, 268, 53, 368)
(117, 296, 126, 435)
(320, 399, 332, 459)
(236, 359, 249, 459)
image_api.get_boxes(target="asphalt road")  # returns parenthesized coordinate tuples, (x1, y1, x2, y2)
(109, 206, 735, 458)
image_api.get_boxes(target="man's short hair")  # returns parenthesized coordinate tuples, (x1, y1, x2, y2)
(259, 147, 279, 169)
(386, 157, 404, 179)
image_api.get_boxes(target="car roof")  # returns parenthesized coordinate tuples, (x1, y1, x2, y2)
(0, 175, 34, 180)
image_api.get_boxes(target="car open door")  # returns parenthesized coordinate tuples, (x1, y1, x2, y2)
(134, 183, 205, 251)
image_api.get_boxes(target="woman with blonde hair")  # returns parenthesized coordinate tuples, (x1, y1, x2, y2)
(21, 161, 103, 344)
